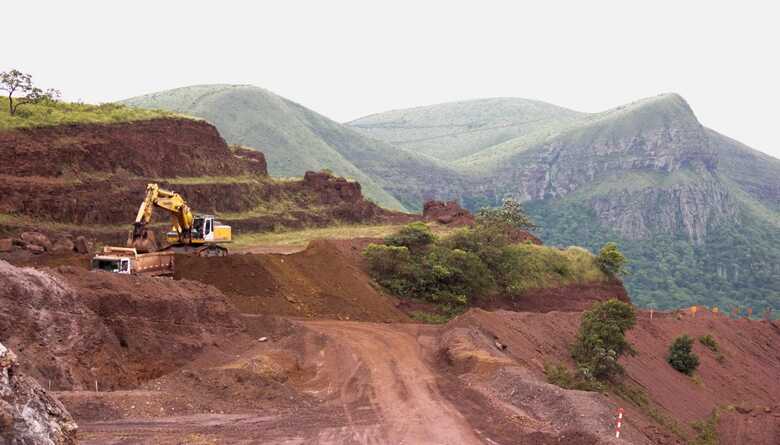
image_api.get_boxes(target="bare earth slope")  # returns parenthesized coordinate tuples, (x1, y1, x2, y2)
(0, 118, 405, 244)
(1, 238, 777, 443)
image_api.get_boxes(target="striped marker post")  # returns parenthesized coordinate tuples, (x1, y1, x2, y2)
(615, 407, 624, 439)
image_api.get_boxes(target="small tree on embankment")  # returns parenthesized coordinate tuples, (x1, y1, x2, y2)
(571, 299, 637, 381)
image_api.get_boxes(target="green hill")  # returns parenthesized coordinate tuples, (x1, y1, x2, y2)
(349, 93, 780, 314)
(349, 97, 583, 162)
(122, 85, 463, 211)
(122, 85, 779, 312)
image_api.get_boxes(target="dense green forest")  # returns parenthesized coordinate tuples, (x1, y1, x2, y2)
(528, 201, 780, 314)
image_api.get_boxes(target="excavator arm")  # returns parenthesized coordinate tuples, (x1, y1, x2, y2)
(129, 183, 195, 252)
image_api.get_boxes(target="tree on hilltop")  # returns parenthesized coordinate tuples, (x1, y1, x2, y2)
(0, 69, 60, 115)
(476, 198, 536, 231)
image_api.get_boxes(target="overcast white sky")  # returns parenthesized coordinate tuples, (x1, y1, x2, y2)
(7, 0, 779, 157)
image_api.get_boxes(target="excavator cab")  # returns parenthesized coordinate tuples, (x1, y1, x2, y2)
(165, 215, 231, 244)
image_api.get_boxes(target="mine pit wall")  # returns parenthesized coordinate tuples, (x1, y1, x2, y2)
(0, 118, 267, 178)
(0, 118, 405, 243)
(0, 260, 244, 391)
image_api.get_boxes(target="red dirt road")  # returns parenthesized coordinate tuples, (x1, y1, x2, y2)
(72, 320, 485, 444)
(304, 321, 483, 445)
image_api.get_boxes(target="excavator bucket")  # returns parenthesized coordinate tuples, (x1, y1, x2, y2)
(127, 222, 158, 253)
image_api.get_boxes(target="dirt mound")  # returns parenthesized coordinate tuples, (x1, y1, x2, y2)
(476, 281, 630, 313)
(423, 200, 475, 226)
(0, 342, 78, 444)
(0, 260, 244, 390)
(175, 239, 409, 323)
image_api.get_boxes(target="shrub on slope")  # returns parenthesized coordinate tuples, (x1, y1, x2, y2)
(364, 222, 609, 312)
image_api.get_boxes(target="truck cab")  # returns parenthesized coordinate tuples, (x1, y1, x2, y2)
(91, 256, 131, 274)
(91, 246, 174, 276)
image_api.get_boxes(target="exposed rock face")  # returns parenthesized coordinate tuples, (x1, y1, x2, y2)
(0, 260, 243, 390)
(589, 176, 739, 243)
(489, 95, 716, 200)
(0, 118, 268, 178)
(0, 119, 408, 245)
(463, 95, 734, 243)
(0, 342, 78, 445)
(423, 200, 475, 226)
(303, 171, 363, 204)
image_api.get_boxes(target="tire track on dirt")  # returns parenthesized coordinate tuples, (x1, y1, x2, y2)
(304, 321, 483, 445)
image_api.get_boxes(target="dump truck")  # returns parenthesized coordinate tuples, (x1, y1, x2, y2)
(91, 246, 174, 276)
(128, 183, 231, 256)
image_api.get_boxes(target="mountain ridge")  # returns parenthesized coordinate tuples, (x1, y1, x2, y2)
(121, 85, 780, 312)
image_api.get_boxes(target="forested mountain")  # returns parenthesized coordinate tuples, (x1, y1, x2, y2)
(123, 87, 780, 312)
(349, 94, 780, 312)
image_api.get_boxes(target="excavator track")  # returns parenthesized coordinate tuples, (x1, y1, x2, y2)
(160, 243, 228, 257)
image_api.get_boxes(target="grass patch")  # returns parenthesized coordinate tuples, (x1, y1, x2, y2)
(503, 244, 608, 293)
(408, 310, 451, 324)
(157, 175, 267, 185)
(698, 335, 719, 352)
(0, 100, 180, 130)
(610, 381, 688, 440)
(0, 213, 133, 235)
(233, 223, 456, 248)
(691, 409, 720, 445)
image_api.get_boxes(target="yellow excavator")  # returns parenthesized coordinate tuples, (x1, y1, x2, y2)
(128, 183, 231, 256)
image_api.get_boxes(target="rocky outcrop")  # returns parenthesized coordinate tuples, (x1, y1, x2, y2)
(423, 200, 475, 226)
(0, 342, 78, 445)
(487, 94, 717, 203)
(589, 176, 739, 243)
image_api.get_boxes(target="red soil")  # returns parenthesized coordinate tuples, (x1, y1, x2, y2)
(444, 309, 780, 444)
(174, 239, 409, 323)
(2, 234, 776, 443)
(476, 281, 630, 313)
(0, 259, 243, 391)
(423, 200, 475, 226)
(0, 119, 411, 244)
(0, 118, 266, 178)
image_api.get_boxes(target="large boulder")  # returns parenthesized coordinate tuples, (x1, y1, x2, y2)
(51, 238, 75, 253)
(25, 244, 45, 255)
(73, 236, 92, 254)
(20, 232, 52, 251)
(0, 342, 78, 444)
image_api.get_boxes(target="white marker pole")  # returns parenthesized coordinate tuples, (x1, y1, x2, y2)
(615, 407, 624, 438)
